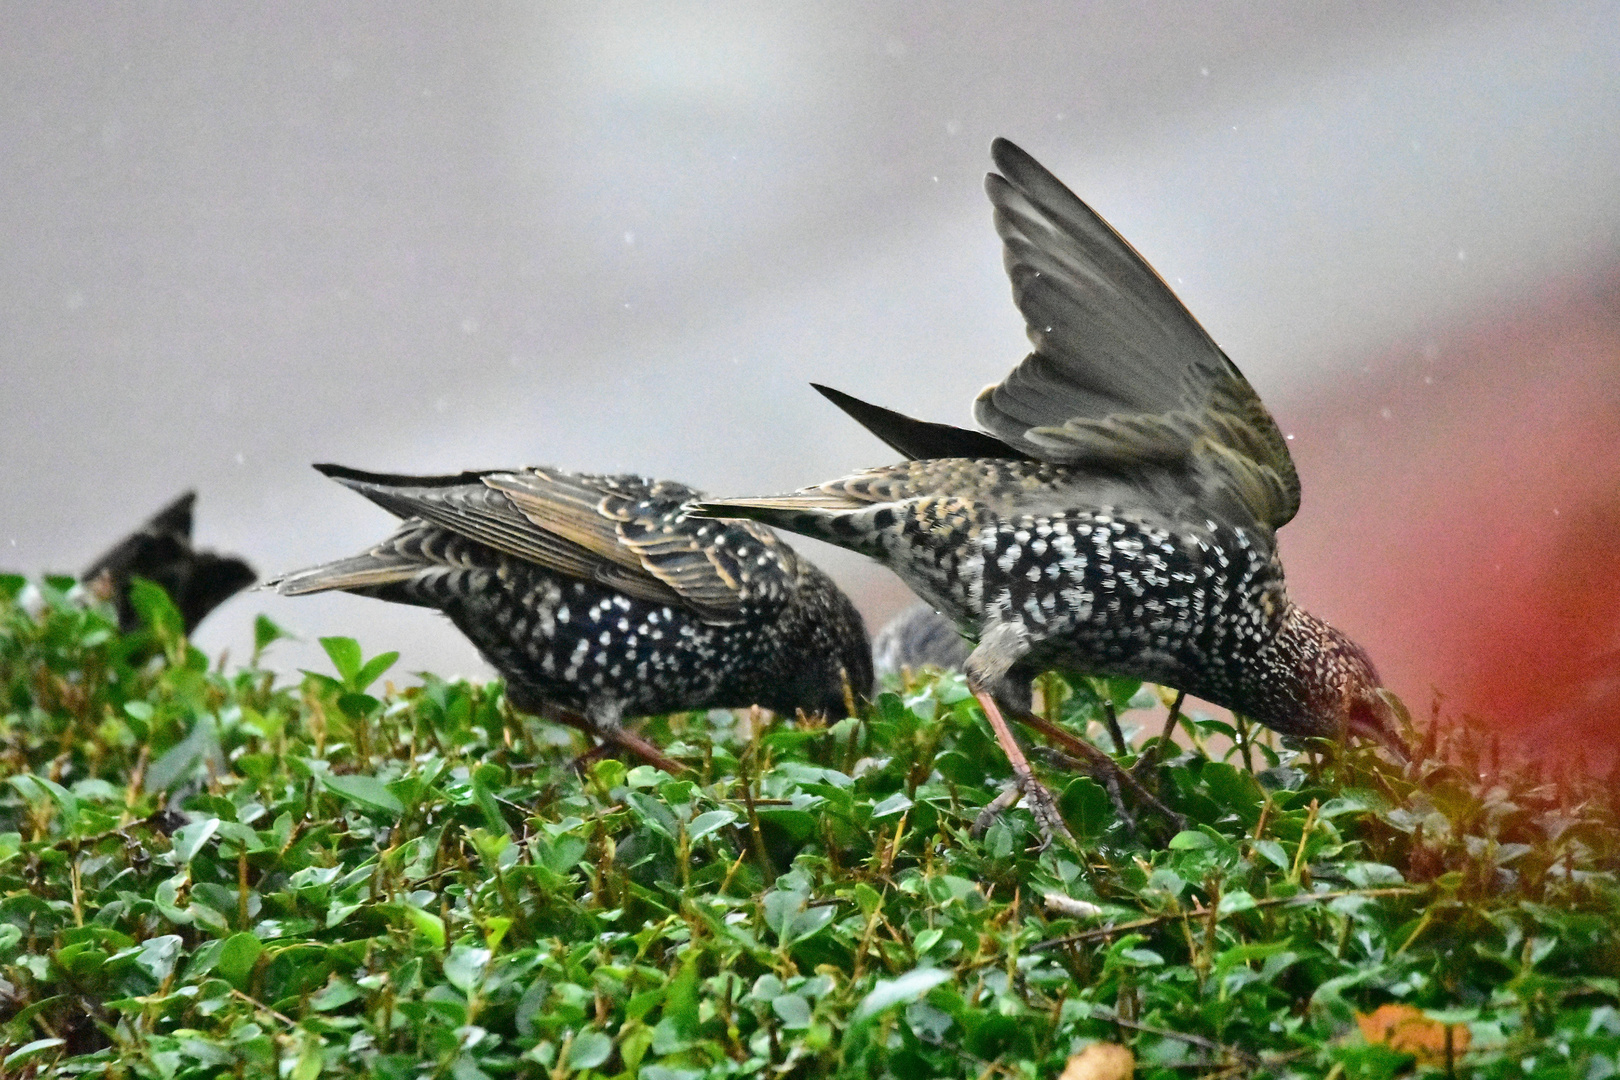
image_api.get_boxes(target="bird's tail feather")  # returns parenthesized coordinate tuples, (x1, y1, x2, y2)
(699, 491, 866, 514)
(313, 462, 490, 521)
(267, 552, 423, 596)
(692, 496, 873, 549)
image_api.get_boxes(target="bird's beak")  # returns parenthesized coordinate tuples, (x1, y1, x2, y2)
(1348, 687, 1412, 763)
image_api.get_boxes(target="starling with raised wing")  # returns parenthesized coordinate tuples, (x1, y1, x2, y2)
(82, 491, 256, 635)
(700, 139, 1405, 840)
(271, 465, 872, 771)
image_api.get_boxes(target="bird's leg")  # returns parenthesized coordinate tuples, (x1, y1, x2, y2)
(511, 690, 686, 775)
(963, 624, 1073, 846)
(972, 687, 1074, 845)
(600, 725, 686, 775)
(1011, 705, 1187, 833)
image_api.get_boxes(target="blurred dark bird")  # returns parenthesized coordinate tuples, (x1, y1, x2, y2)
(270, 465, 872, 771)
(701, 138, 1405, 840)
(82, 491, 256, 635)
(873, 601, 971, 679)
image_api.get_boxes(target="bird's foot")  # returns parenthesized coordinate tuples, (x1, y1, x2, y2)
(1016, 707, 1188, 836)
(969, 785, 1022, 837)
(971, 776, 1072, 852)
(1018, 772, 1072, 851)
(1029, 745, 1141, 837)
(567, 741, 616, 775)
(972, 688, 1074, 848)
(564, 730, 684, 776)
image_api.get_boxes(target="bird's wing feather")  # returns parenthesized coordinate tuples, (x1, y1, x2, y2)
(142, 491, 197, 543)
(699, 458, 942, 518)
(479, 470, 653, 578)
(699, 490, 873, 514)
(318, 464, 691, 611)
(613, 507, 794, 617)
(484, 470, 793, 621)
(973, 138, 1301, 531)
(269, 519, 484, 597)
(697, 461, 1002, 544)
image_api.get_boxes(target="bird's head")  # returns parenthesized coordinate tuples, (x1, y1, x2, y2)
(1344, 680, 1412, 763)
(758, 564, 875, 722)
(762, 648, 872, 723)
(1260, 608, 1410, 760)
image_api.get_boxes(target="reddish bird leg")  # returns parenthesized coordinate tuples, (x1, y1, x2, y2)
(973, 686, 1074, 844)
(534, 702, 686, 775)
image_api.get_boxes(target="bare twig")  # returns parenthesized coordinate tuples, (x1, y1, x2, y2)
(738, 709, 775, 881)
(1090, 1007, 1261, 1069)
(229, 987, 299, 1029)
(1030, 886, 1423, 951)
(1101, 700, 1128, 755)
(1132, 691, 1185, 781)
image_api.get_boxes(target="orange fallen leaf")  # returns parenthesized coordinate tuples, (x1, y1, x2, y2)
(1357, 1003, 1469, 1065)
(1058, 1041, 1134, 1080)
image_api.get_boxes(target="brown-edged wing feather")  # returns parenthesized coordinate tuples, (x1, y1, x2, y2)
(479, 470, 800, 622)
(315, 465, 690, 612)
(972, 138, 1301, 532)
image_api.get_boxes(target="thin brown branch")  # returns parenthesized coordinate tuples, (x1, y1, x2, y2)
(1092, 1007, 1261, 1068)
(1031, 886, 1423, 951)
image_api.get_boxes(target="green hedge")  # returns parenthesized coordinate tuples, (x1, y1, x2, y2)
(0, 574, 1616, 1078)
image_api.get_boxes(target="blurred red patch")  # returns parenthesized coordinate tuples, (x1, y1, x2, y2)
(1282, 271, 1620, 763)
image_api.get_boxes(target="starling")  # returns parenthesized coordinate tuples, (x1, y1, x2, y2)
(700, 139, 1405, 839)
(873, 601, 971, 680)
(82, 491, 256, 635)
(270, 464, 873, 771)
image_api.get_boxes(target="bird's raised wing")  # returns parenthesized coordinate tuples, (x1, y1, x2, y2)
(973, 138, 1301, 532)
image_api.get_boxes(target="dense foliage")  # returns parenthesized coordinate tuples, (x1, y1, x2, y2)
(0, 574, 1617, 1078)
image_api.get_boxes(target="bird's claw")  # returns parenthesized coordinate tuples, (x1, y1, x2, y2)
(970, 785, 1021, 837)
(970, 778, 1073, 851)
(1016, 707, 1187, 837)
(1018, 771, 1074, 848)
(971, 687, 1075, 848)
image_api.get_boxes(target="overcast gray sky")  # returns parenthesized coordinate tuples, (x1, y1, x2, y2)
(3, 2, 1616, 682)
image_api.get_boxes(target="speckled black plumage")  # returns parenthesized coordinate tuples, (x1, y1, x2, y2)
(82, 492, 256, 635)
(701, 139, 1403, 758)
(271, 465, 872, 761)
